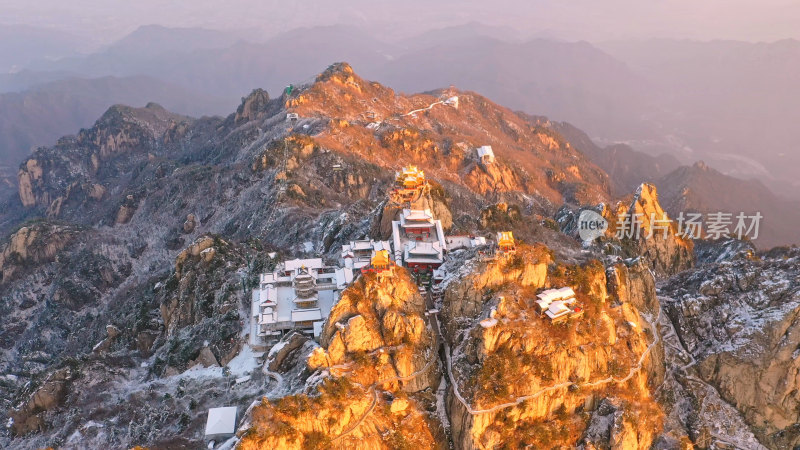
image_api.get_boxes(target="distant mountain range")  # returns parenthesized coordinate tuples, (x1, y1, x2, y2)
(551, 122, 682, 197)
(1, 24, 798, 246)
(7, 25, 797, 196)
(599, 38, 800, 188)
(22, 26, 656, 142)
(656, 161, 800, 249)
(554, 120, 799, 248)
(29, 25, 250, 79)
(373, 37, 655, 141)
(0, 75, 233, 167)
(0, 24, 89, 72)
(25, 25, 394, 97)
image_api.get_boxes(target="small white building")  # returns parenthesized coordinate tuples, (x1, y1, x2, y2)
(480, 317, 498, 328)
(252, 258, 353, 343)
(445, 235, 488, 251)
(535, 287, 583, 322)
(205, 406, 237, 442)
(535, 287, 577, 313)
(477, 145, 495, 165)
(545, 301, 571, 321)
(341, 239, 392, 272)
(444, 96, 459, 109)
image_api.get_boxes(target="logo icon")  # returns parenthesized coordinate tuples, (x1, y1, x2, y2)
(577, 210, 608, 242)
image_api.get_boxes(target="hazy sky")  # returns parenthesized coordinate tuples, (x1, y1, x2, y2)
(1, 0, 799, 44)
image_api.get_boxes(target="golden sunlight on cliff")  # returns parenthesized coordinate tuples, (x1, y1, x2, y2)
(239, 268, 443, 449)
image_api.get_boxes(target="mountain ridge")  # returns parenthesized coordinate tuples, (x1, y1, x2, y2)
(0, 62, 795, 449)
(0, 75, 233, 172)
(7, 24, 800, 200)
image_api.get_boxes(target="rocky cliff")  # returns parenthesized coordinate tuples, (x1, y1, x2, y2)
(0, 222, 79, 284)
(554, 183, 693, 279)
(16, 103, 193, 216)
(239, 267, 443, 449)
(438, 244, 665, 449)
(154, 234, 253, 374)
(660, 247, 800, 449)
(616, 183, 694, 278)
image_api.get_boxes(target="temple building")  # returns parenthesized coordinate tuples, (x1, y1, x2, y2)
(431, 268, 446, 298)
(392, 165, 428, 202)
(535, 287, 576, 312)
(341, 239, 392, 272)
(392, 208, 446, 271)
(362, 249, 394, 274)
(496, 231, 516, 253)
(251, 258, 353, 343)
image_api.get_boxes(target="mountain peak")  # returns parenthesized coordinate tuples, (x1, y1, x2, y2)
(144, 101, 165, 110)
(92, 103, 191, 140)
(235, 88, 271, 124)
(281, 63, 611, 206)
(632, 182, 659, 204)
(315, 61, 357, 83)
(622, 182, 694, 276)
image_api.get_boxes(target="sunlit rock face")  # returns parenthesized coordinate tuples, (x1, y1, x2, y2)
(240, 267, 442, 450)
(440, 244, 665, 449)
(616, 183, 694, 278)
